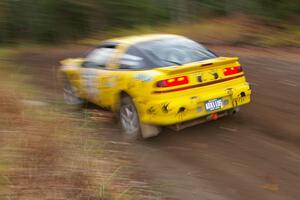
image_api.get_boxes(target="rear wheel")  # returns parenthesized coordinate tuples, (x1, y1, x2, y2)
(119, 96, 141, 139)
(119, 95, 161, 139)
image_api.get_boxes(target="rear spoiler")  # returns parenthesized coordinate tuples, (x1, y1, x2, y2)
(155, 57, 239, 75)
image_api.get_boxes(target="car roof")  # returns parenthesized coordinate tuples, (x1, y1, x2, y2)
(103, 34, 183, 46)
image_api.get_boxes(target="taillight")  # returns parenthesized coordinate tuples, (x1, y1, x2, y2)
(156, 76, 189, 87)
(223, 66, 243, 76)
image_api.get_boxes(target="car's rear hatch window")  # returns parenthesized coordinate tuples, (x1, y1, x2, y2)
(134, 37, 217, 68)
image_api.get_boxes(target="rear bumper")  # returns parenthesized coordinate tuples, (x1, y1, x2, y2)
(168, 107, 240, 131)
(136, 82, 251, 126)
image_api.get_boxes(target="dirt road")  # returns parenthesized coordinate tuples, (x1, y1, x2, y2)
(16, 46, 300, 200)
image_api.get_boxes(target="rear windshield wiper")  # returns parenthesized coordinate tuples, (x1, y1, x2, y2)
(161, 59, 183, 66)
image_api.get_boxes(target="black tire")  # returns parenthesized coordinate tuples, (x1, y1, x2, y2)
(63, 79, 84, 105)
(119, 95, 162, 139)
(119, 95, 142, 140)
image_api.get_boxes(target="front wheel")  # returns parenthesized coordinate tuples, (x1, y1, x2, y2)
(119, 96, 161, 139)
(63, 79, 84, 105)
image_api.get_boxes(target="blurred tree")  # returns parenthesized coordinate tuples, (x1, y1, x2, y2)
(99, 0, 170, 27)
(0, 1, 9, 43)
(0, 0, 299, 43)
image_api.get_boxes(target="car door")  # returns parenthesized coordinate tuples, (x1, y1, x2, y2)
(101, 45, 153, 110)
(97, 44, 128, 109)
(80, 45, 117, 105)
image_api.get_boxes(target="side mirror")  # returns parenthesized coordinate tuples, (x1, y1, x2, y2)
(81, 60, 89, 68)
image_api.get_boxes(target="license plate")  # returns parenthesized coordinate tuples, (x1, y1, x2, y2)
(205, 98, 223, 111)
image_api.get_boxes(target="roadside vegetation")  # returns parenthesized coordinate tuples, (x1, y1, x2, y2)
(1, 0, 299, 47)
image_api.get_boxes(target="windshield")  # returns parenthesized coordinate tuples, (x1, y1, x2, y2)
(135, 37, 217, 67)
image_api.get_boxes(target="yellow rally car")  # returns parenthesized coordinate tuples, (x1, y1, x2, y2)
(60, 34, 251, 139)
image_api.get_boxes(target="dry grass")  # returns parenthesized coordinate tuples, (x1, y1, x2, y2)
(0, 49, 165, 200)
(0, 57, 93, 199)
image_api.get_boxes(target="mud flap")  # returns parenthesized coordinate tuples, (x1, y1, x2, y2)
(140, 123, 161, 138)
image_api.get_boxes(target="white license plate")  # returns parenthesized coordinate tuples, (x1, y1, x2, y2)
(205, 98, 223, 111)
